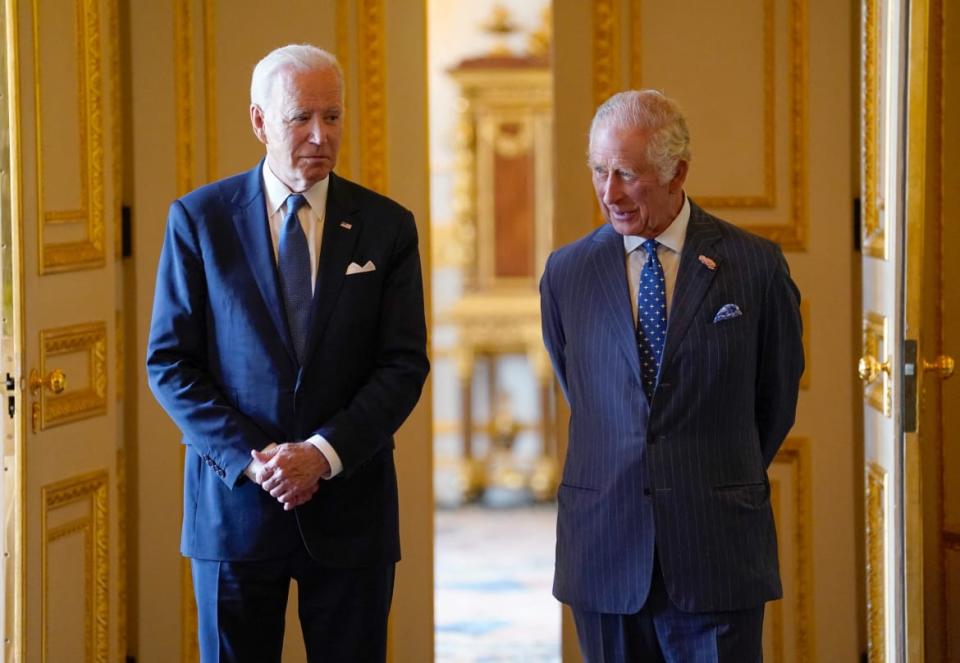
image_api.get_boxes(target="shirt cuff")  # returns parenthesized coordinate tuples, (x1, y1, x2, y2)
(243, 441, 278, 481)
(306, 435, 343, 479)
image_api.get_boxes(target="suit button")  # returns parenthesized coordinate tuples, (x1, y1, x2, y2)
(643, 488, 651, 496)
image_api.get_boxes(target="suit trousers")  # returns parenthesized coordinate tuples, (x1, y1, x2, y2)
(191, 544, 395, 663)
(572, 556, 764, 663)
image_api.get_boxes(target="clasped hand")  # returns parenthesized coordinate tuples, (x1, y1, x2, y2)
(249, 442, 329, 511)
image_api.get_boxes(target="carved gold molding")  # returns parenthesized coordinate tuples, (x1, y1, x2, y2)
(202, 0, 216, 183)
(772, 437, 815, 662)
(358, 0, 387, 193)
(335, 0, 352, 180)
(35, 322, 108, 430)
(116, 447, 127, 660)
(862, 312, 891, 416)
(107, 0, 121, 261)
(33, 0, 106, 273)
(592, 0, 619, 230)
(173, 0, 194, 197)
(42, 470, 109, 663)
(592, 0, 619, 109)
(861, 0, 886, 259)
(769, 480, 785, 663)
(866, 463, 886, 662)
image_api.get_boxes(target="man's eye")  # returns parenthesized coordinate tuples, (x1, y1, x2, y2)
(592, 166, 607, 177)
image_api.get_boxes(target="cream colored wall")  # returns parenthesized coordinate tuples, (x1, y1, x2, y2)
(129, 1, 184, 660)
(127, 1, 432, 661)
(553, 1, 861, 661)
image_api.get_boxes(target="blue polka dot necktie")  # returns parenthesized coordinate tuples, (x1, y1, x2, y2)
(637, 239, 667, 401)
(278, 193, 311, 364)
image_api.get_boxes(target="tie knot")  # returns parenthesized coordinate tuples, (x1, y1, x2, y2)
(286, 193, 307, 217)
(642, 239, 659, 257)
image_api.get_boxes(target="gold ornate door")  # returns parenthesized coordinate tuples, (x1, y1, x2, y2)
(2, 0, 124, 660)
(860, 0, 955, 660)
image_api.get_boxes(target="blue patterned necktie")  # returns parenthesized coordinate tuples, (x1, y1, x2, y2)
(636, 239, 667, 400)
(278, 193, 311, 364)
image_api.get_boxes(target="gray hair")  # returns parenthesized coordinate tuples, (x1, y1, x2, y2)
(250, 44, 343, 109)
(589, 89, 691, 183)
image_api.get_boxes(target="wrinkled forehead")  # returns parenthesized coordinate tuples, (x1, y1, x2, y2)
(267, 65, 343, 109)
(588, 125, 651, 169)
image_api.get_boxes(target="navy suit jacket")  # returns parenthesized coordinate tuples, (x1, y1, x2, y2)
(540, 200, 803, 614)
(147, 163, 429, 567)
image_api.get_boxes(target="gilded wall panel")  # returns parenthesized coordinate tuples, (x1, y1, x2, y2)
(34, 322, 108, 430)
(621, 0, 808, 249)
(769, 437, 814, 662)
(42, 471, 109, 663)
(34, 0, 107, 272)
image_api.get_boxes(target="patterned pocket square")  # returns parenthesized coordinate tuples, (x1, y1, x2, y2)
(713, 303, 742, 323)
(345, 260, 376, 275)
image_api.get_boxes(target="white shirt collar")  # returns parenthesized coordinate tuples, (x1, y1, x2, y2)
(623, 193, 690, 255)
(261, 161, 330, 216)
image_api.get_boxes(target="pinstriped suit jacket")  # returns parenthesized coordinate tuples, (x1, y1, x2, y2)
(540, 200, 803, 614)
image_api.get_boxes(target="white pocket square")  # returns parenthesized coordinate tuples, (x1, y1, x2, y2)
(345, 260, 376, 275)
(713, 303, 742, 323)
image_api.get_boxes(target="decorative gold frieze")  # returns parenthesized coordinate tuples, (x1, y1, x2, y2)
(866, 463, 886, 662)
(173, 0, 195, 197)
(34, 0, 106, 272)
(358, 0, 388, 193)
(107, 0, 122, 261)
(35, 322, 108, 430)
(862, 313, 891, 416)
(335, 0, 352, 180)
(861, 0, 886, 259)
(42, 471, 109, 663)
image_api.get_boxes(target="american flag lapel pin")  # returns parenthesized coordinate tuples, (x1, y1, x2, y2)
(339, 220, 353, 230)
(698, 254, 717, 270)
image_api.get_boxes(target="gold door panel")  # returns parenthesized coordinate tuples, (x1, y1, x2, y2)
(41, 471, 109, 663)
(32, 0, 107, 273)
(32, 322, 107, 431)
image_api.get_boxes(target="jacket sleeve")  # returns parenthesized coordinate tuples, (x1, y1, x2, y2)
(312, 209, 430, 477)
(755, 247, 805, 466)
(146, 200, 270, 488)
(540, 253, 569, 401)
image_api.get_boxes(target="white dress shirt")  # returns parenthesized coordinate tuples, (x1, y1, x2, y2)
(246, 162, 343, 480)
(624, 194, 691, 325)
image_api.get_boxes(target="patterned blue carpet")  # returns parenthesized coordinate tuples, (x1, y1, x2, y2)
(435, 505, 561, 662)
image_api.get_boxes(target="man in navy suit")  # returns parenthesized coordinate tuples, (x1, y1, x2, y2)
(540, 90, 803, 661)
(147, 44, 428, 663)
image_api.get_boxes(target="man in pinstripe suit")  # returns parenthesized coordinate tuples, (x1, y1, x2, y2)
(540, 90, 803, 661)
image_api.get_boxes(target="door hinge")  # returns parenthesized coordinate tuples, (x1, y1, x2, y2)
(4, 372, 14, 418)
(903, 339, 917, 433)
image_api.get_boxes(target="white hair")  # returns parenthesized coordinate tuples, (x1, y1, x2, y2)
(588, 89, 691, 183)
(250, 44, 343, 109)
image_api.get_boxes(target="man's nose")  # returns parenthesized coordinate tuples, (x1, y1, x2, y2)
(308, 117, 326, 144)
(602, 173, 622, 205)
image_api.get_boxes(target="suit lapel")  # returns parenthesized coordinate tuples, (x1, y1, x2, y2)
(301, 173, 361, 368)
(660, 202, 723, 373)
(230, 163, 298, 365)
(590, 225, 641, 379)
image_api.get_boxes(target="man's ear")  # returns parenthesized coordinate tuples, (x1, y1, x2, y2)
(669, 160, 689, 193)
(250, 104, 267, 145)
